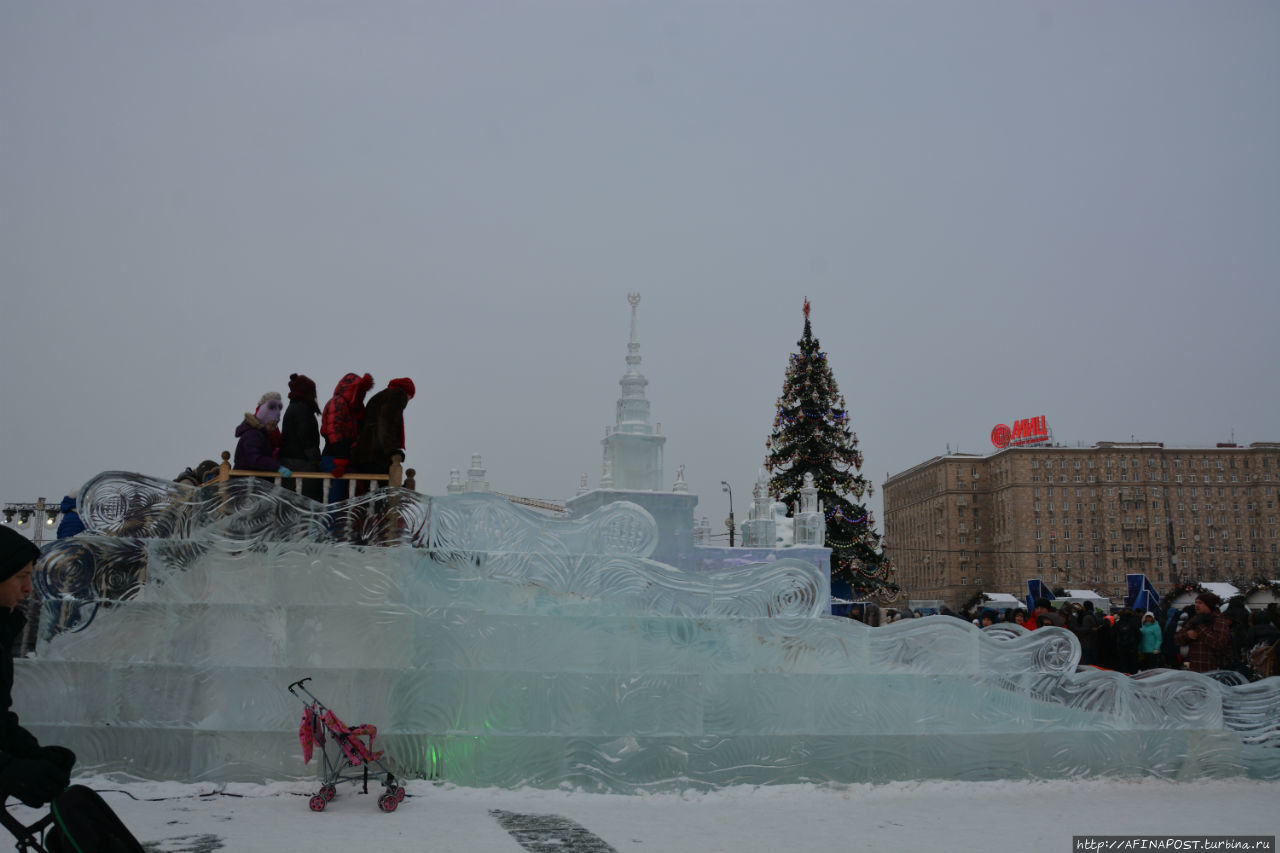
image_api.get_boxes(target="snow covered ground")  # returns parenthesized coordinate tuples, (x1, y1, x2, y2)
(7, 776, 1277, 852)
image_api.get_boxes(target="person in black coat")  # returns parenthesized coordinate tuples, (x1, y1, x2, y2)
(0, 527, 75, 808)
(1113, 609, 1142, 674)
(1223, 597, 1252, 670)
(280, 373, 323, 501)
(1071, 601, 1101, 666)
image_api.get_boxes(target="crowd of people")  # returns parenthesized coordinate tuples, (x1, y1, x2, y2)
(849, 594, 1280, 680)
(232, 373, 415, 498)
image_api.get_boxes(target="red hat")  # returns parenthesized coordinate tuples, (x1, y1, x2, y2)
(389, 377, 415, 399)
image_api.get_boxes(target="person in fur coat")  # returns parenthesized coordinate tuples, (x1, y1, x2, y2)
(351, 378, 415, 479)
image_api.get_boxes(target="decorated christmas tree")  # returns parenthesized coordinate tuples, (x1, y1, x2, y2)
(764, 299, 900, 601)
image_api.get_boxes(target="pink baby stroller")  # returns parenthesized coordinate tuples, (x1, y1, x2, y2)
(288, 678, 407, 813)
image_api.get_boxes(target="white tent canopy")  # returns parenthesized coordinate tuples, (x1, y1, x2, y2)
(1168, 582, 1242, 611)
(1063, 589, 1111, 604)
(1243, 582, 1280, 610)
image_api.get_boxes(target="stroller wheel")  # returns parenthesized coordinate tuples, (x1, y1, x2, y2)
(322, 784, 337, 801)
(395, 786, 406, 802)
(309, 795, 327, 812)
(378, 793, 398, 813)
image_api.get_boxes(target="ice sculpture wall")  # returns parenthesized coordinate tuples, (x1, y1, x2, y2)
(14, 472, 1280, 789)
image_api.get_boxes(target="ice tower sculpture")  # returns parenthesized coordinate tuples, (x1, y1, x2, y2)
(793, 473, 824, 547)
(446, 455, 490, 494)
(13, 471, 1280, 790)
(599, 293, 665, 492)
(741, 470, 778, 547)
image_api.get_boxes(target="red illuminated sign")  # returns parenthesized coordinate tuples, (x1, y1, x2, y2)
(991, 415, 1049, 449)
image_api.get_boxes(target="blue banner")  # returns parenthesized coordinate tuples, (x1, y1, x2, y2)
(1025, 579, 1053, 613)
(1125, 573, 1161, 614)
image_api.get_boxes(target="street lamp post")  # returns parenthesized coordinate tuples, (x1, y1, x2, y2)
(721, 480, 735, 547)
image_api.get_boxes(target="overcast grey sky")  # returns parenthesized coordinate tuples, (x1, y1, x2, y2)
(3, 1, 1277, 537)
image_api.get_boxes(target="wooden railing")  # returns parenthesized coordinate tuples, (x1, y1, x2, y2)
(209, 451, 416, 499)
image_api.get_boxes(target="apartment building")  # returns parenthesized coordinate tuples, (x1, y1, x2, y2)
(883, 441, 1280, 609)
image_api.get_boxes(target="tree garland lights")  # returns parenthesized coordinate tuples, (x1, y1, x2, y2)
(762, 300, 901, 602)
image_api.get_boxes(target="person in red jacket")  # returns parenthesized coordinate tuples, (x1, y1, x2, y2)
(320, 373, 374, 501)
(1175, 592, 1231, 673)
(1024, 598, 1065, 630)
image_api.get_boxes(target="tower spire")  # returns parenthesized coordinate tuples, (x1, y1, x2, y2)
(615, 292, 651, 434)
(598, 292, 666, 491)
(627, 292, 642, 371)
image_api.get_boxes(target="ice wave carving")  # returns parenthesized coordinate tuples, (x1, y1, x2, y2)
(427, 494, 824, 619)
(78, 470, 428, 547)
(15, 472, 1280, 789)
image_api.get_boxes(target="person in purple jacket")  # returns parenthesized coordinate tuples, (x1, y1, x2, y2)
(234, 391, 292, 479)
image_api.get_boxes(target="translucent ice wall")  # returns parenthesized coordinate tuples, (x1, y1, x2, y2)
(14, 472, 1280, 789)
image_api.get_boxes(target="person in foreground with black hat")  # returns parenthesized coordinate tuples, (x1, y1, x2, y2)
(1174, 592, 1231, 674)
(0, 526, 76, 807)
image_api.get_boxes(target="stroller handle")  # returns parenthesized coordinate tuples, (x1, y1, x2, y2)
(287, 677, 313, 697)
